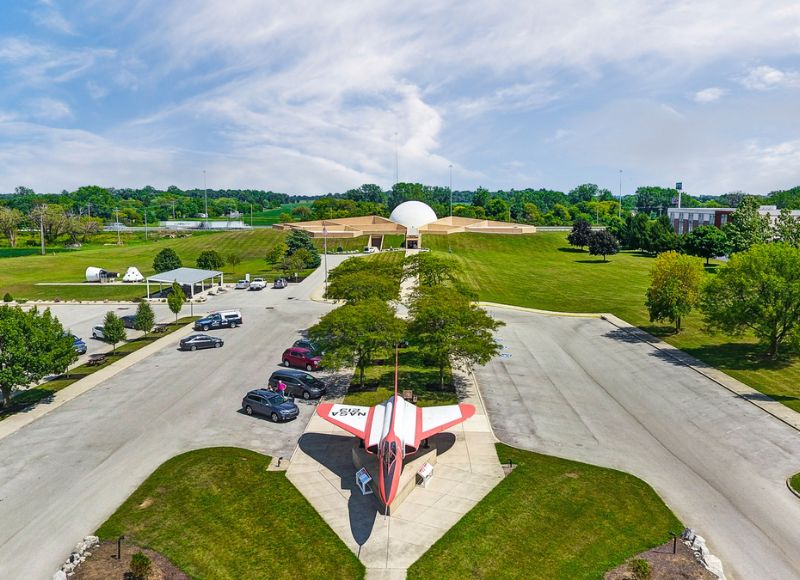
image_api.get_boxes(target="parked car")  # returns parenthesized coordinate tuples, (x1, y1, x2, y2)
(91, 325, 105, 339)
(241, 389, 299, 422)
(179, 334, 224, 351)
(194, 309, 243, 331)
(293, 338, 319, 353)
(268, 369, 327, 400)
(249, 278, 267, 291)
(70, 334, 87, 355)
(120, 314, 137, 329)
(234, 279, 250, 290)
(281, 347, 321, 371)
(273, 278, 288, 289)
(363, 246, 380, 254)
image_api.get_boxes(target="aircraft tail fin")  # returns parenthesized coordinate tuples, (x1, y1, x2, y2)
(394, 346, 399, 400)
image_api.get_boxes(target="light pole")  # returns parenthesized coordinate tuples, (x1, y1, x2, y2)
(618, 169, 622, 218)
(203, 169, 208, 226)
(144, 207, 148, 241)
(449, 164, 453, 216)
(115, 208, 121, 245)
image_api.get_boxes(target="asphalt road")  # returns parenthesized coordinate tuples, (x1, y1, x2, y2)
(477, 308, 800, 580)
(0, 258, 350, 579)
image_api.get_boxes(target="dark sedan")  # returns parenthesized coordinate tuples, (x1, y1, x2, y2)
(179, 334, 224, 351)
(241, 389, 299, 422)
(268, 369, 327, 400)
(120, 315, 137, 329)
(273, 278, 288, 289)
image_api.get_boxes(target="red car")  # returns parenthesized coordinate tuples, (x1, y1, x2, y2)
(281, 347, 321, 371)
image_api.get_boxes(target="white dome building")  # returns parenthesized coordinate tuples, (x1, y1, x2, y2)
(389, 201, 438, 229)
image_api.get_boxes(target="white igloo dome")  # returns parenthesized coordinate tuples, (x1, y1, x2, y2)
(389, 201, 438, 229)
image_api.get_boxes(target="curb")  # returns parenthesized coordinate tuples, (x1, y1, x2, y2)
(788, 478, 800, 501)
(0, 319, 201, 442)
(477, 301, 603, 318)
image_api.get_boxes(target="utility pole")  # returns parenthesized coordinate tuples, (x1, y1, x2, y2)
(618, 170, 622, 218)
(39, 205, 45, 256)
(171, 200, 176, 219)
(115, 208, 121, 245)
(144, 207, 148, 241)
(449, 164, 453, 216)
(87, 202, 92, 218)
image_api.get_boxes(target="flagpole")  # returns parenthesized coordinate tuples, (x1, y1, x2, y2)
(323, 225, 329, 297)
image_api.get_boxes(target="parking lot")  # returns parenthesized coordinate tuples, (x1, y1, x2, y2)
(0, 258, 349, 579)
(476, 307, 800, 580)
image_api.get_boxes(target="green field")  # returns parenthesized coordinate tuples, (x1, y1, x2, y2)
(0, 229, 294, 301)
(1, 317, 197, 421)
(426, 232, 800, 413)
(96, 448, 364, 579)
(408, 444, 681, 579)
(791, 473, 800, 496)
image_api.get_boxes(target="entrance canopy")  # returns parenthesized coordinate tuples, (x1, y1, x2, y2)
(146, 267, 223, 299)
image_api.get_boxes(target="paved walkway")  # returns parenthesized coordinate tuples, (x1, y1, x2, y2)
(286, 371, 503, 578)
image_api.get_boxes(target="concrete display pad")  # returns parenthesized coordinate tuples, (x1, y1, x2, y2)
(286, 377, 504, 578)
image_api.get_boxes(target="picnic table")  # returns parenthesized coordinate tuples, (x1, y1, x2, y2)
(152, 324, 169, 334)
(87, 353, 108, 366)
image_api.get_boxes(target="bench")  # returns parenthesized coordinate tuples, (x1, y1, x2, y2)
(152, 325, 169, 334)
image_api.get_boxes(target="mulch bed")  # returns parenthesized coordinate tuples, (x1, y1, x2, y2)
(72, 540, 187, 580)
(605, 540, 716, 579)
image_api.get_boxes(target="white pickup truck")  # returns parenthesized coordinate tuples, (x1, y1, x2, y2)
(249, 278, 267, 291)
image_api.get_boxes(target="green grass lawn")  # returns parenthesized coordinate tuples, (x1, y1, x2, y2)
(791, 473, 800, 496)
(426, 232, 800, 414)
(408, 444, 682, 579)
(1, 317, 197, 421)
(0, 229, 292, 301)
(96, 447, 364, 580)
(343, 347, 458, 407)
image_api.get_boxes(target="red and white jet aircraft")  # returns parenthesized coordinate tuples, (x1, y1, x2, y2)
(316, 353, 475, 512)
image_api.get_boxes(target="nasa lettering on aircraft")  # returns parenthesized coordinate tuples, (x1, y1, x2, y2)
(331, 407, 368, 417)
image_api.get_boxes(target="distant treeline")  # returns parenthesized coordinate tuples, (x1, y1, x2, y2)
(2, 182, 800, 228)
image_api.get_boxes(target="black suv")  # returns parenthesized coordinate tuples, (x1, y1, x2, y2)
(268, 369, 327, 400)
(241, 389, 299, 422)
(194, 312, 242, 331)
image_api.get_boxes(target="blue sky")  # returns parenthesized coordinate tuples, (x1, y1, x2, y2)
(1, 1, 800, 196)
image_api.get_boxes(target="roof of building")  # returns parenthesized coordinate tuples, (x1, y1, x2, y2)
(389, 201, 439, 229)
(146, 267, 223, 285)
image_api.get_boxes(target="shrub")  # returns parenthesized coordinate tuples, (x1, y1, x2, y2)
(130, 551, 152, 580)
(336, 245, 344, 253)
(630, 557, 651, 580)
(3, 293, 12, 302)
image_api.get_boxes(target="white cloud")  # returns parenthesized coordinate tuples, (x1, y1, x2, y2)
(0, 37, 114, 86)
(740, 65, 800, 90)
(694, 87, 725, 103)
(86, 80, 108, 99)
(28, 98, 72, 120)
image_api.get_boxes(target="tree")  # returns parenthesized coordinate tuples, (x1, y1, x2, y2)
(588, 230, 620, 262)
(227, 252, 242, 273)
(724, 196, 771, 254)
(292, 248, 315, 269)
(29, 204, 69, 244)
(308, 299, 406, 388)
(265, 242, 287, 269)
(472, 187, 490, 208)
(0, 207, 23, 247)
(684, 225, 728, 265)
(0, 306, 76, 408)
(701, 243, 800, 358)
(485, 198, 510, 221)
(567, 219, 592, 250)
(642, 215, 679, 255)
(408, 287, 503, 386)
(291, 204, 312, 220)
(645, 251, 704, 332)
(568, 183, 601, 204)
(196, 249, 224, 270)
(405, 252, 460, 287)
(775, 208, 800, 247)
(134, 301, 155, 336)
(167, 282, 185, 322)
(325, 270, 401, 302)
(153, 248, 182, 273)
(101, 311, 126, 353)
(285, 229, 321, 267)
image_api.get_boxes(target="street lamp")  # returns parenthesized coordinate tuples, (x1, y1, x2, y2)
(449, 164, 453, 217)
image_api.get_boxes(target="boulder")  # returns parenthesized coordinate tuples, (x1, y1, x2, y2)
(703, 555, 726, 579)
(53, 571, 67, 580)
